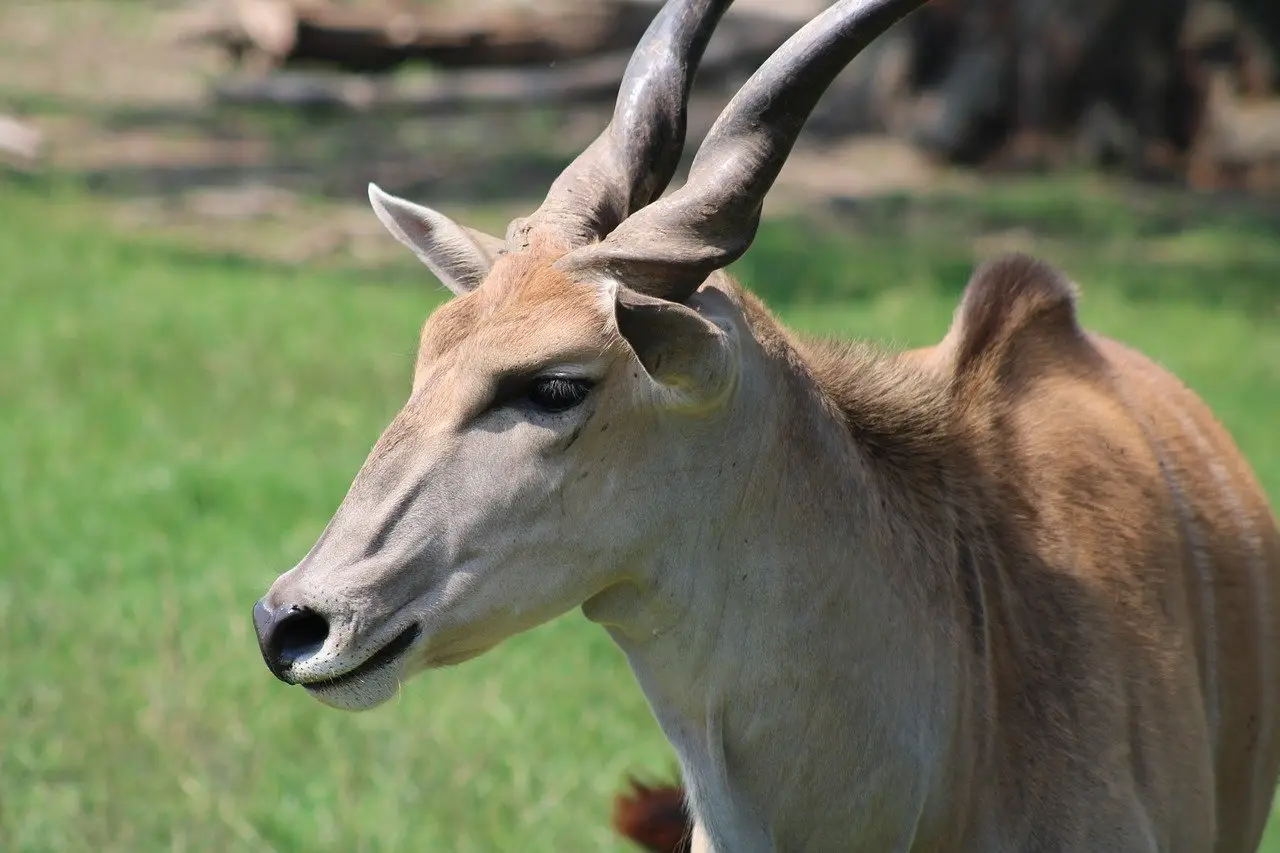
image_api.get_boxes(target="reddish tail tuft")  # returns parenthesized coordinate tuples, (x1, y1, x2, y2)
(611, 777, 692, 853)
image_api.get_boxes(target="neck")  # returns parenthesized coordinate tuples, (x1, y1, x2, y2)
(585, 307, 978, 851)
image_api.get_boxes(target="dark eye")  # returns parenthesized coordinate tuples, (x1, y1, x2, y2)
(525, 376, 593, 414)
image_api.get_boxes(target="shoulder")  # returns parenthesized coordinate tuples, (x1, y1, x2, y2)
(943, 253, 1100, 389)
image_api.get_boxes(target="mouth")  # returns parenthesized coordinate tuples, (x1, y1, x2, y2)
(300, 623, 421, 692)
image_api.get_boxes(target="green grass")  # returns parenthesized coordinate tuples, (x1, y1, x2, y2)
(1, 177, 1278, 852)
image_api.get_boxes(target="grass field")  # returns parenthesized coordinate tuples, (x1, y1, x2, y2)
(2, 175, 1278, 852)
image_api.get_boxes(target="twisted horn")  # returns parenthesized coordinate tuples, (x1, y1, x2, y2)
(558, 0, 930, 301)
(510, 0, 735, 252)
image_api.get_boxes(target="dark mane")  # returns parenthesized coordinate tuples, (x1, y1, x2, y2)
(952, 254, 1081, 371)
(800, 335, 957, 469)
(947, 253, 1095, 395)
(733, 257, 1096, 664)
(784, 252, 1096, 471)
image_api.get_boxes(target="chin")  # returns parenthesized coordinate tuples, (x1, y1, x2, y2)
(304, 664, 403, 712)
(298, 639, 500, 711)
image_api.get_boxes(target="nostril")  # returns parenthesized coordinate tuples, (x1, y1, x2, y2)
(268, 605, 330, 670)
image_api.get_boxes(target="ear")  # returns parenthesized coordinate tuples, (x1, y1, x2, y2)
(368, 183, 504, 296)
(612, 286, 739, 407)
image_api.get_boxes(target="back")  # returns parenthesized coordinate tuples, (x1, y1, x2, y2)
(1097, 334, 1280, 852)
(940, 255, 1280, 851)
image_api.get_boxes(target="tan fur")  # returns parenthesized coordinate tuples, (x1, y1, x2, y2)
(726, 253, 1280, 850)
(254, 7, 1279, 846)
(260, 233, 1280, 850)
(250, 0, 1280, 845)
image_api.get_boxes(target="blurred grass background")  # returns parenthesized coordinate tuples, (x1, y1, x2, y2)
(2, 0, 1279, 850)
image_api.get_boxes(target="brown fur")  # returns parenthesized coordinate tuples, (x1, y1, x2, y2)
(613, 778, 694, 853)
(258, 1, 1278, 845)
(686, 252, 1280, 850)
(365, 238, 1280, 850)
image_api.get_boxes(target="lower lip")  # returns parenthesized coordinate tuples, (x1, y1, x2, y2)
(304, 623, 421, 691)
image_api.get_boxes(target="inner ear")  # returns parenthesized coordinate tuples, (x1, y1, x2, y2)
(613, 287, 737, 402)
(368, 183, 504, 296)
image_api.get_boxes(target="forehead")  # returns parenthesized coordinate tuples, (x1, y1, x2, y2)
(416, 251, 613, 372)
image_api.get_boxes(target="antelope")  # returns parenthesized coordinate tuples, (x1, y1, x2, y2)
(250, 0, 1280, 849)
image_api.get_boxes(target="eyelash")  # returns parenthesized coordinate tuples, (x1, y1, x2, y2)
(523, 376, 594, 414)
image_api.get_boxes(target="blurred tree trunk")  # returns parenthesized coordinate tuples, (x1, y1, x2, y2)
(886, 0, 1280, 179)
(897, 0, 1195, 172)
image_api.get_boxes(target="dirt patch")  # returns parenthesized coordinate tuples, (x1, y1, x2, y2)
(0, 2, 221, 108)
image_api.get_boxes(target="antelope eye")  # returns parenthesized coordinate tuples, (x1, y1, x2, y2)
(526, 376, 593, 414)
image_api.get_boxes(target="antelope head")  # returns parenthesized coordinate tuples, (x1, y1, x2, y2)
(253, 0, 927, 711)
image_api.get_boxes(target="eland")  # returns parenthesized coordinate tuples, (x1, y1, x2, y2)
(251, 0, 1280, 849)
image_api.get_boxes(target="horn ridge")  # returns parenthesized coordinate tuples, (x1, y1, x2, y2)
(513, 0, 736, 252)
(561, 0, 930, 302)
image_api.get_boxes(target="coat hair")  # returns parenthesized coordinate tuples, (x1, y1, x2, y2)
(253, 1, 1280, 850)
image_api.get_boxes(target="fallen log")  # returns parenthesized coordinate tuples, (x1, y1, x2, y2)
(210, 51, 641, 112)
(173, 0, 679, 74)
(208, 9, 795, 112)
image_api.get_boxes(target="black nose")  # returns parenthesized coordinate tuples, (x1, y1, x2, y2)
(253, 599, 330, 682)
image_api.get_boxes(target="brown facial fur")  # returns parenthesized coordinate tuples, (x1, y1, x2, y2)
(413, 251, 613, 374)
(351, 251, 616, 470)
